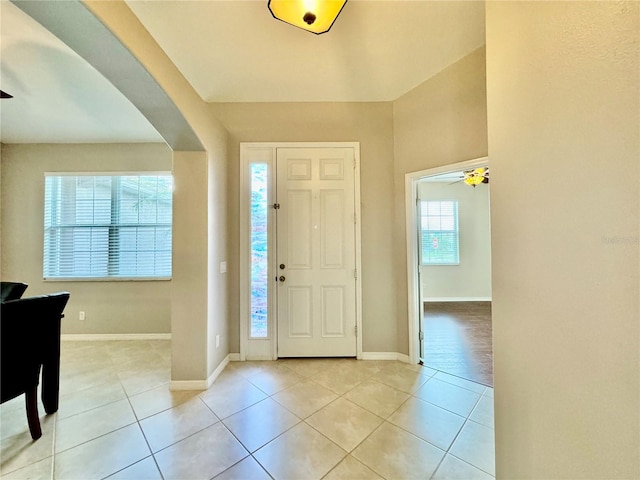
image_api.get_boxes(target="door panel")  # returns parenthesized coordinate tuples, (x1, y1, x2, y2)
(287, 190, 313, 268)
(277, 147, 356, 357)
(320, 190, 345, 268)
(287, 287, 312, 337)
(322, 286, 345, 336)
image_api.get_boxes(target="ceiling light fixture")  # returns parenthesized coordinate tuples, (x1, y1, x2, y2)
(268, 0, 348, 35)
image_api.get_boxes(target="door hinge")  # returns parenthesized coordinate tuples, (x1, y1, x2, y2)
(354, 268, 358, 279)
(355, 324, 358, 337)
(419, 330, 424, 342)
(273, 203, 280, 210)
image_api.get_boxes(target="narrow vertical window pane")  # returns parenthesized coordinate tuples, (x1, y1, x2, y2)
(250, 164, 269, 338)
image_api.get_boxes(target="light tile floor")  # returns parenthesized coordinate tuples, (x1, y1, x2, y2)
(0, 341, 495, 480)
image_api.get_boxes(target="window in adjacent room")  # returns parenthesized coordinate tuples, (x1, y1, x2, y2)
(43, 173, 173, 280)
(420, 200, 459, 265)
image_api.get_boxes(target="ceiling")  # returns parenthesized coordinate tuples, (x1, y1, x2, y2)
(0, 0, 485, 144)
(0, 2, 164, 144)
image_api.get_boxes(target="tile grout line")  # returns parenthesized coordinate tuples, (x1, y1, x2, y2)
(441, 398, 495, 478)
(227, 358, 483, 476)
(228, 361, 377, 479)
(307, 362, 491, 479)
(107, 341, 163, 479)
(58, 343, 164, 479)
(18, 346, 494, 479)
(248, 452, 276, 480)
(306, 364, 413, 480)
(123, 391, 156, 473)
(427, 454, 448, 480)
(435, 385, 483, 454)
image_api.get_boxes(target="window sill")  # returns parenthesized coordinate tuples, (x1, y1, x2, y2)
(43, 277, 171, 282)
(420, 263, 460, 267)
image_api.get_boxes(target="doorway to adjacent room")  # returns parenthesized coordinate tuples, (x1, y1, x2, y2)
(406, 158, 493, 386)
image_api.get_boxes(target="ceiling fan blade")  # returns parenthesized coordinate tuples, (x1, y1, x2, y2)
(0, 90, 14, 99)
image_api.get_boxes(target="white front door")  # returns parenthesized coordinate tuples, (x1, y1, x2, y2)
(276, 147, 357, 357)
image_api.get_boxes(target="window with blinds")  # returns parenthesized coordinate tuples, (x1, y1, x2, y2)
(43, 173, 173, 280)
(419, 200, 459, 265)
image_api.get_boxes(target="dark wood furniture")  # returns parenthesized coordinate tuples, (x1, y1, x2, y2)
(1, 292, 70, 439)
(0, 281, 28, 302)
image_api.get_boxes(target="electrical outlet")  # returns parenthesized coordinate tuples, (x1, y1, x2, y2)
(79, 311, 86, 321)
(216, 334, 220, 348)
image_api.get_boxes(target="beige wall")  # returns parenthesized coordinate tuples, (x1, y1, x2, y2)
(86, 1, 230, 381)
(393, 47, 489, 354)
(487, 2, 639, 478)
(0, 143, 173, 334)
(418, 181, 491, 300)
(211, 102, 397, 353)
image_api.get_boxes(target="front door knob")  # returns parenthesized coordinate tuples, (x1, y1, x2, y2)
(279, 276, 286, 282)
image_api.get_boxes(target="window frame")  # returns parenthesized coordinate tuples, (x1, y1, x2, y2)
(43, 171, 173, 282)
(419, 200, 460, 266)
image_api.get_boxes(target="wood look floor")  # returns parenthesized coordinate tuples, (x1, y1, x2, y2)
(421, 301, 493, 387)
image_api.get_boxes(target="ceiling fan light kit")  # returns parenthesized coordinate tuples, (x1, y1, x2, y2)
(268, 0, 348, 34)
(463, 167, 489, 187)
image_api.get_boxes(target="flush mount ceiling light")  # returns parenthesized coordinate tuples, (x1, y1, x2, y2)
(268, 0, 348, 35)
(463, 167, 489, 187)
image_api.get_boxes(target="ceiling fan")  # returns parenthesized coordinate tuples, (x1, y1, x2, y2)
(0, 90, 13, 99)
(449, 167, 489, 187)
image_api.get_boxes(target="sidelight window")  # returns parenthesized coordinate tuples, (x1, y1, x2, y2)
(250, 164, 269, 338)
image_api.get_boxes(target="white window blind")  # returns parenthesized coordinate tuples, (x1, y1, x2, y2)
(420, 200, 459, 265)
(44, 174, 173, 280)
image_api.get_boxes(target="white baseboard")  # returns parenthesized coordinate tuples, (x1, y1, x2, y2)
(166, 350, 417, 390)
(61, 333, 171, 341)
(423, 297, 492, 302)
(168, 379, 209, 391)
(230, 353, 411, 363)
(360, 352, 410, 363)
(169, 354, 231, 391)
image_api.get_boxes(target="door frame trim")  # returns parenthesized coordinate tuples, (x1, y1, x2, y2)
(239, 142, 362, 361)
(405, 156, 488, 365)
